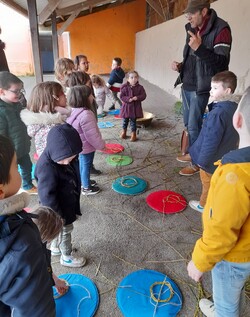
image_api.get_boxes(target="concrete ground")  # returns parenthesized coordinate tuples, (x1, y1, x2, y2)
(22, 75, 250, 317)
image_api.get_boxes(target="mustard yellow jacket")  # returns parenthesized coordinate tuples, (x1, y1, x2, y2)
(192, 147, 250, 272)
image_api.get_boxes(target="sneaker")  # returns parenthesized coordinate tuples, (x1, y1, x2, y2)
(60, 255, 86, 268)
(179, 164, 199, 176)
(24, 186, 38, 195)
(90, 180, 97, 186)
(199, 299, 215, 317)
(82, 185, 100, 195)
(90, 165, 102, 175)
(189, 200, 204, 213)
(176, 153, 191, 163)
(108, 104, 115, 110)
(50, 247, 61, 256)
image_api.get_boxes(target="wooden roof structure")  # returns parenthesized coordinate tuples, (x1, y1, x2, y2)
(0, 0, 189, 82)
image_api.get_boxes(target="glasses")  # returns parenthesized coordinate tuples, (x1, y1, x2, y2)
(7, 88, 26, 95)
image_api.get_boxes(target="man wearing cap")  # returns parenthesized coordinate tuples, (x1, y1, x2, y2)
(172, 0, 232, 176)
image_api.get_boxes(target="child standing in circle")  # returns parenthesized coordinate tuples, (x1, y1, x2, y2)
(120, 70, 147, 142)
(67, 85, 106, 195)
(91, 74, 115, 115)
(0, 71, 37, 194)
(20, 81, 70, 158)
(35, 123, 86, 268)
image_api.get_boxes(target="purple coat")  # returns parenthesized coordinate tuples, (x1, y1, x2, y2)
(67, 108, 105, 154)
(120, 82, 146, 119)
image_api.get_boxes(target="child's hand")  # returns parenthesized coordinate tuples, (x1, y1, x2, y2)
(187, 260, 203, 282)
(129, 98, 133, 102)
(55, 278, 69, 295)
(132, 96, 138, 101)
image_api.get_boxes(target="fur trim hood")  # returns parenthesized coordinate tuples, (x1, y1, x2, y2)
(20, 109, 66, 126)
(210, 94, 242, 104)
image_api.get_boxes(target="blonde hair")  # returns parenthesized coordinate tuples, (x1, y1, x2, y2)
(27, 81, 64, 113)
(32, 207, 64, 243)
(54, 58, 75, 83)
(127, 70, 139, 78)
(91, 74, 106, 87)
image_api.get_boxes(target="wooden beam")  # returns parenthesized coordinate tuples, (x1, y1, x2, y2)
(56, 0, 116, 16)
(27, 0, 43, 83)
(0, 0, 28, 17)
(57, 8, 82, 36)
(146, 0, 166, 21)
(39, 0, 62, 25)
(51, 10, 59, 63)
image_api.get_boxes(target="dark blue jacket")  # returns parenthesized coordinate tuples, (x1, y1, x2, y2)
(175, 9, 231, 94)
(0, 208, 55, 317)
(108, 67, 125, 87)
(189, 95, 240, 174)
(35, 123, 82, 225)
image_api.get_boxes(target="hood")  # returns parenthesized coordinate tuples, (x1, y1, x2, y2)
(20, 109, 66, 126)
(0, 192, 30, 216)
(66, 108, 86, 125)
(0, 193, 31, 262)
(221, 147, 250, 165)
(208, 94, 241, 111)
(45, 123, 82, 162)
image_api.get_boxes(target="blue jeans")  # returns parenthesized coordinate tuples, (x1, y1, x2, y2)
(122, 118, 137, 132)
(79, 152, 95, 188)
(212, 260, 250, 317)
(17, 154, 33, 190)
(181, 88, 209, 147)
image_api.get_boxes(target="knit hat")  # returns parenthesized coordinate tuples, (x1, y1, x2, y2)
(183, 0, 210, 14)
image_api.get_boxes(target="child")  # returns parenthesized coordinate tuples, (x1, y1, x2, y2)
(32, 206, 68, 295)
(54, 57, 75, 86)
(35, 123, 86, 267)
(0, 135, 55, 317)
(74, 54, 90, 73)
(0, 71, 36, 194)
(20, 81, 70, 158)
(66, 85, 106, 195)
(187, 86, 250, 316)
(64, 71, 102, 176)
(179, 71, 239, 212)
(106, 57, 125, 110)
(120, 70, 147, 142)
(91, 74, 116, 115)
(64, 70, 94, 97)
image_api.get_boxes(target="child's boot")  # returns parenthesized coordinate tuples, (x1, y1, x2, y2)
(120, 129, 127, 139)
(130, 131, 137, 142)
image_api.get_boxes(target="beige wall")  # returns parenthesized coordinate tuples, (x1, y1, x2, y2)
(135, 0, 250, 98)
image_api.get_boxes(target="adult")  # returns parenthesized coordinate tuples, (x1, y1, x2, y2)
(172, 0, 232, 175)
(0, 27, 9, 72)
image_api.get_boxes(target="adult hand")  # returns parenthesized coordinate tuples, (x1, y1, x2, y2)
(171, 61, 181, 72)
(188, 31, 202, 51)
(187, 260, 203, 282)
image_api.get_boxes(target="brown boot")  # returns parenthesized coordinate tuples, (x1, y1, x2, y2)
(120, 129, 127, 139)
(130, 131, 137, 142)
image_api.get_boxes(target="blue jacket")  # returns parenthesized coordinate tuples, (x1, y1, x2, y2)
(35, 123, 82, 225)
(0, 193, 55, 317)
(189, 95, 240, 174)
(107, 67, 125, 91)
